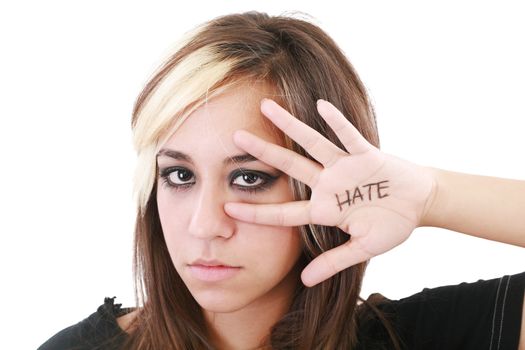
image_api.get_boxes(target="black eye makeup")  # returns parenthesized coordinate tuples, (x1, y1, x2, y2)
(159, 167, 196, 191)
(158, 166, 281, 194)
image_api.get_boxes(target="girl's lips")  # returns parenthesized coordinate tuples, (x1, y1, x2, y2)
(188, 265, 242, 282)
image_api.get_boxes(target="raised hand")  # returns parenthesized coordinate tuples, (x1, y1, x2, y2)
(224, 98, 436, 287)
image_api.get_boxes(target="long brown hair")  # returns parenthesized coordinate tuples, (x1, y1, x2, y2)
(124, 11, 400, 349)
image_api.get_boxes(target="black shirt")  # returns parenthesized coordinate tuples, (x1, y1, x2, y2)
(38, 272, 525, 349)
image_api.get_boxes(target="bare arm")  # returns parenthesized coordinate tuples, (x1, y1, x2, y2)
(227, 99, 525, 286)
(420, 168, 525, 346)
(420, 168, 525, 247)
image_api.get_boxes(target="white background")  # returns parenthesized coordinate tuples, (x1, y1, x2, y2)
(1, 1, 524, 348)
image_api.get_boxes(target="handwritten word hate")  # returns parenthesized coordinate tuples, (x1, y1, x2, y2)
(335, 180, 390, 211)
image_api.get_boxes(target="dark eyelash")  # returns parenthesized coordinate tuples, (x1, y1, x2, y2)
(159, 167, 195, 192)
(229, 169, 280, 193)
(158, 167, 280, 194)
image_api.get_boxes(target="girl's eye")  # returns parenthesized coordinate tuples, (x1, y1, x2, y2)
(232, 172, 264, 187)
(158, 167, 279, 193)
(168, 168, 194, 184)
(230, 170, 279, 193)
(159, 167, 195, 190)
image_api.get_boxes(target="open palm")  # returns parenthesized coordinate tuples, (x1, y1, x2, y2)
(225, 99, 436, 287)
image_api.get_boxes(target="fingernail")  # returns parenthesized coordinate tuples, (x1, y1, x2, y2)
(316, 99, 324, 106)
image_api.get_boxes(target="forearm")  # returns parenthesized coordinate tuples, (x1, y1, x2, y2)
(420, 167, 525, 247)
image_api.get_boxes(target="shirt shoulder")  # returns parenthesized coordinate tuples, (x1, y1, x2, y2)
(388, 271, 525, 349)
(37, 297, 133, 350)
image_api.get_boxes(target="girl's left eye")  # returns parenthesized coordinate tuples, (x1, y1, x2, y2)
(232, 172, 264, 187)
(230, 170, 279, 193)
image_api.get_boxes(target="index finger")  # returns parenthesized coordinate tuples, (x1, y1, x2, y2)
(224, 200, 310, 226)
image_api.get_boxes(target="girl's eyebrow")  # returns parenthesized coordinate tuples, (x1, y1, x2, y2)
(156, 148, 258, 165)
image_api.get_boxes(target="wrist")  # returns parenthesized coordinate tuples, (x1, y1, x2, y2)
(418, 166, 442, 228)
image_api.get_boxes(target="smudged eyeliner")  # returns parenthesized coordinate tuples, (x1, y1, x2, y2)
(158, 166, 281, 194)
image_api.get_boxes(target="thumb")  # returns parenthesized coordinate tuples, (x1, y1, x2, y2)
(300, 240, 371, 287)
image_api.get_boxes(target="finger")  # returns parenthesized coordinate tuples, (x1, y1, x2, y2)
(316, 99, 375, 155)
(224, 201, 310, 226)
(260, 99, 346, 167)
(233, 129, 321, 188)
(300, 240, 371, 287)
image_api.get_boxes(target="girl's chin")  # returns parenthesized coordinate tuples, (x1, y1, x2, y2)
(180, 272, 251, 312)
(191, 290, 250, 313)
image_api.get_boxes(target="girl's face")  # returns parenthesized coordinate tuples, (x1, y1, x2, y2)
(156, 84, 302, 314)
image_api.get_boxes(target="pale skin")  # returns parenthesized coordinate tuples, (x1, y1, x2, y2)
(119, 98, 525, 348)
(155, 85, 302, 350)
(225, 99, 525, 285)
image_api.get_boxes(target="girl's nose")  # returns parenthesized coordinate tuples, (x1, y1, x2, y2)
(187, 186, 236, 240)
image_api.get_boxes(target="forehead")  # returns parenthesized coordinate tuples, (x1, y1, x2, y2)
(162, 83, 283, 155)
